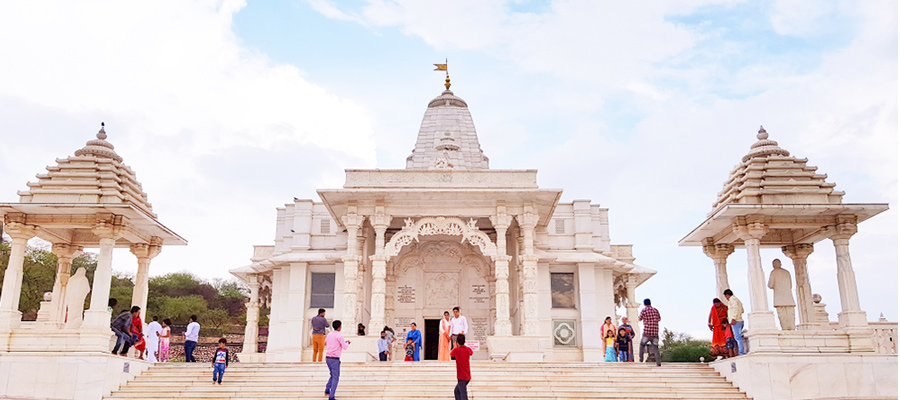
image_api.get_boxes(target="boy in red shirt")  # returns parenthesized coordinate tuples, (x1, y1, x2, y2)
(449, 334, 473, 400)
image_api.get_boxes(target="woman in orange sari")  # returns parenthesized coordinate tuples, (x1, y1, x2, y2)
(708, 298, 729, 357)
(438, 311, 452, 361)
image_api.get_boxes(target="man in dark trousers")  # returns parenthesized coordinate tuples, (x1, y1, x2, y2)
(638, 298, 662, 366)
(450, 333, 473, 400)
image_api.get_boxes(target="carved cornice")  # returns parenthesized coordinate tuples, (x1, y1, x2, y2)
(384, 216, 497, 257)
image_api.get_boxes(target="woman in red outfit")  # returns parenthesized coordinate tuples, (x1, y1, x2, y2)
(708, 298, 729, 358)
(131, 313, 146, 360)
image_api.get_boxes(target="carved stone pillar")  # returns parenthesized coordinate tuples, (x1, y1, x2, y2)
(782, 244, 815, 327)
(516, 209, 540, 336)
(703, 239, 734, 298)
(828, 217, 867, 327)
(130, 239, 162, 321)
(0, 221, 36, 329)
(50, 243, 83, 324)
(368, 209, 391, 334)
(242, 274, 261, 354)
(624, 275, 641, 343)
(732, 217, 776, 330)
(83, 215, 123, 329)
(490, 207, 513, 336)
(340, 208, 363, 330)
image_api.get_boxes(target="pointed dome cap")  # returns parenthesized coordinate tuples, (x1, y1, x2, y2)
(406, 85, 489, 170)
(742, 126, 790, 162)
(19, 123, 156, 217)
(74, 122, 123, 162)
(709, 126, 844, 214)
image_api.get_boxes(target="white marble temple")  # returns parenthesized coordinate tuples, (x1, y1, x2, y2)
(232, 84, 657, 362)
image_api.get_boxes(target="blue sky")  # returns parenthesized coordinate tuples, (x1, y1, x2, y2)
(0, 0, 895, 339)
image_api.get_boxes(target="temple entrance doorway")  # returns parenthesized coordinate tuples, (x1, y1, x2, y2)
(424, 319, 440, 360)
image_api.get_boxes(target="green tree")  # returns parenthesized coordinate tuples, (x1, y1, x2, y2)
(150, 295, 207, 325)
(660, 328, 711, 362)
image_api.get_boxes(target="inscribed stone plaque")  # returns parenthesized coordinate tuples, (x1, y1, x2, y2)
(550, 273, 576, 309)
(470, 317, 489, 343)
(397, 285, 416, 304)
(469, 284, 488, 305)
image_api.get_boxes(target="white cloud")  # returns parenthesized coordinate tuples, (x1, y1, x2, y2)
(0, 0, 376, 278)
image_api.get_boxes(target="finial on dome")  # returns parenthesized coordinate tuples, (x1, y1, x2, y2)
(757, 125, 768, 140)
(445, 72, 451, 90)
(98, 122, 107, 140)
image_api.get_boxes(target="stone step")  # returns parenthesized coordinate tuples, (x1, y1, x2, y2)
(106, 362, 750, 400)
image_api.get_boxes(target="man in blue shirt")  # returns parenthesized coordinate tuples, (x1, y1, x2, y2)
(377, 330, 390, 361)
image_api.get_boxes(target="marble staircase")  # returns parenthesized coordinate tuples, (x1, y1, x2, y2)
(105, 361, 750, 400)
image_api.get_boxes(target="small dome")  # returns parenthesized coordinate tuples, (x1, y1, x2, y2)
(74, 123, 123, 162)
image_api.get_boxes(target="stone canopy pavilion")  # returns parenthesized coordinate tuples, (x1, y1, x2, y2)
(680, 126, 895, 399)
(0, 124, 185, 399)
(232, 79, 656, 362)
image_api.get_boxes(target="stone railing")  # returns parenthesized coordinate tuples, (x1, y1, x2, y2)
(871, 322, 897, 355)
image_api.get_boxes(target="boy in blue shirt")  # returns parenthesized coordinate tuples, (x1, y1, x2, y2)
(212, 338, 229, 384)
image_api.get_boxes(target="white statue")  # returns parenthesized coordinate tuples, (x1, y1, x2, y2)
(767, 259, 796, 330)
(63, 268, 91, 329)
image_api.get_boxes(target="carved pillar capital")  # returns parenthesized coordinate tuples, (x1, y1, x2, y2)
(92, 213, 126, 240)
(826, 218, 858, 242)
(782, 243, 814, 260)
(52, 243, 83, 260)
(129, 238, 163, 260)
(702, 239, 735, 261)
(3, 219, 37, 241)
(732, 217, 768, 241)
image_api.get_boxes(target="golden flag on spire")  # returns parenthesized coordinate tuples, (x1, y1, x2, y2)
(433, 63, 447, 71)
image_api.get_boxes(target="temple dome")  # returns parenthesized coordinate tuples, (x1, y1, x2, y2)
(710, 126, 844, 215)
(406, 87, 490, 170)
(18, 123, 157, 217)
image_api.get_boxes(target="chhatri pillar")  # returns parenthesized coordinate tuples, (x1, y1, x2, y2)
(827, 216, 868, 328)
(130, 238, 162, 322)
(0, 221, 37, 330)
(732, 217, 777, 331)
(782, 243, 815, 327)
(703, 239, 734, 298)
(49, 243, 83, 324)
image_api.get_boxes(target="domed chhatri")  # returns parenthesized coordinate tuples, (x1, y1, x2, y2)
(0, 122, 185, 352)
(680, 124, 889, 356)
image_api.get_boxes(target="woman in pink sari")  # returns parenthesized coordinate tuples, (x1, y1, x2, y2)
(158, 318, 171, 362)
(438, 311, 451, 361)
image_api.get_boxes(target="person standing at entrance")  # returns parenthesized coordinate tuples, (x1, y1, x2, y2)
(450, 334, 473, 400)
(324, 320, 350, 400)
(311, 308, 328, 362)
(450, 307, 468, 351)
(184, 315, 200, 362)
(438, 311, 452, 361)
(619, 317, 636, 362)
(638, 298, 661, 366)
(723, 289, 745, 355)
(378, 331, 390, 361)
(407, 322, 422, 361)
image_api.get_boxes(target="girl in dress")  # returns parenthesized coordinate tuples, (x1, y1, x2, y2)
(158, 318, 172, 362)
(603, 330, 617, 362)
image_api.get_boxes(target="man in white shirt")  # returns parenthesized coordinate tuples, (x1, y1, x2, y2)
(145, 316, 163, 363)
(184, 314, 200, 362)
(449, 306, 468, 351)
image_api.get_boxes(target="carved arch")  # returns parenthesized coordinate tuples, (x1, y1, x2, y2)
(384, 217, 497, 257)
